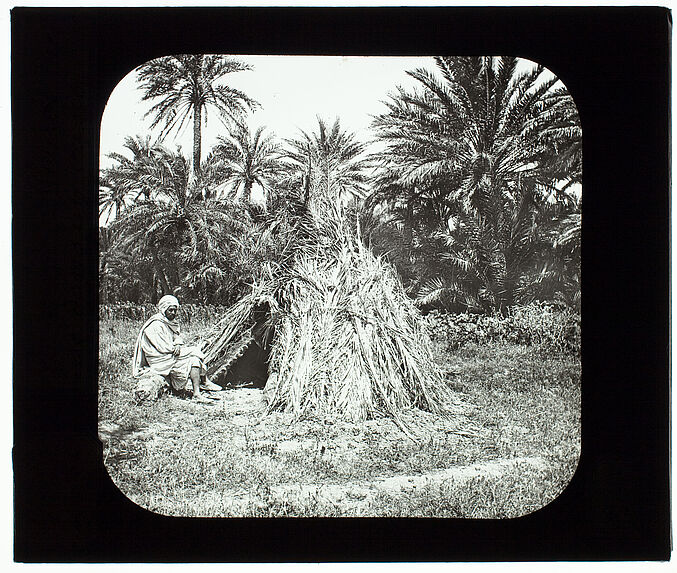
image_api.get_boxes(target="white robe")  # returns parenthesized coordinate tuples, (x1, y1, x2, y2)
(132, 313, 205, 390)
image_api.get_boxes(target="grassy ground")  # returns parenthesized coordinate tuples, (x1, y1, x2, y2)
(99, 314, 580, 518)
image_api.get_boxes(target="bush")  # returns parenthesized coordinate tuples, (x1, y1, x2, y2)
(101, 301, 581, 356)
(424, 302, 580, 355)
(508, 302, 581, 354)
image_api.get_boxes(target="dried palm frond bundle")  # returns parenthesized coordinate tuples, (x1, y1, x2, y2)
(263, 239, 450, 424)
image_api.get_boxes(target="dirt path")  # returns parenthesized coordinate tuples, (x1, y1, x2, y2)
(174, 387, 548, 514)
(266, 456, 547, 511)
(231, 388, 547, 504)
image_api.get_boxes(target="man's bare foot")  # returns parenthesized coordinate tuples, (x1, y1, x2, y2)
(200, 378, 222, 392)
(192, 394, 214, 405)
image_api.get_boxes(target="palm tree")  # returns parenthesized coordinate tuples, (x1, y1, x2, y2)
(99, 135, 171, 223)
(110, 147, 257, 302)
(282, 117, 372, 217)
(136, 54, 258, 179)
(99, 179, 132, 226)
(110, 150, 191, 295)
(99, 225, 158, 303)
(530, 87, 582, 190)
(212, 122, 283, 204)
(370, 56, 581, 312)
(524, 202, 581, 309)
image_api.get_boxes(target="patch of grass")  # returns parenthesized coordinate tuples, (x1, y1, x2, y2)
(99, 314, 580, 518)
(366, 459, 578, 518)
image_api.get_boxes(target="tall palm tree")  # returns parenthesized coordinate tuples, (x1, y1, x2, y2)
(212, 122, 283, 203)
(283, 117, 372, 216)
(370, 56, 581, 312)
(136, 54, 258, 179)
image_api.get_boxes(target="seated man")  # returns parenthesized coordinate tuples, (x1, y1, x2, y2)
(132, 295, 221, 403)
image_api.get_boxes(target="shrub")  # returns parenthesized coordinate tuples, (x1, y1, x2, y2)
(424, 302, 580, 355)
(102, 301, 581, 356)
(507, 302, 581, 355)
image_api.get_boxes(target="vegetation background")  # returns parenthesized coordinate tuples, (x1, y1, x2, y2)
(99, 55, 581, 312)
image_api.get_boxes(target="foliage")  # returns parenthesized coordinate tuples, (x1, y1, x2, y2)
(528, 209, 581, 310)
(368, 57, 582, 312)
(102, 56, 581, 315)
(99, 132, 317, 305)
(424, 301, 581, 355)
(283, 117, 372, 214)
(105, 146, 265, 304)
(99, 226, 152, 304)
(137, 54, 258, 176)
(99, 135, 173, 223)
(530, 86, 582, 188)
(99, 302, 229, 323)
(212, 122, 284, 203)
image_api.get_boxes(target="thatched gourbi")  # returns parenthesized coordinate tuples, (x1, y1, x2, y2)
(201, 117, 450, 424)
(201, 242, 450, 424)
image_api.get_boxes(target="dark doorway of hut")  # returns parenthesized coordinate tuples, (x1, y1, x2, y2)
(210, 301, 274, 390)
(218, 342, 270, 389)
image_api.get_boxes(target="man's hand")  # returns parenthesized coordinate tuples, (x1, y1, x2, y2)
(173, 345, 182, 357)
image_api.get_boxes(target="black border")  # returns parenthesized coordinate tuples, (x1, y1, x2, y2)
(12, 7, 671, 562)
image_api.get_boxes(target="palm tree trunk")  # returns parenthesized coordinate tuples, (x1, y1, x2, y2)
(193, 104, 202, 179)
(243, 179, 252, 202)
(150, 248, 171, 295)
(404, 200, 414, 248)
(100, 263, 108, 305)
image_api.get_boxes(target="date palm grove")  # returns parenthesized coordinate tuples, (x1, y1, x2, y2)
(100, 55, 581, 315)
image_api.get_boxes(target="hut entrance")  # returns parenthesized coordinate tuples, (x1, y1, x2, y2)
(204, 300, 274, 390)
(221, 341, 270, 388)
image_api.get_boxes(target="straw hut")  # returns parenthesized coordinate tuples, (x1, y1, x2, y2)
(201, 235, 449, 430)
(201, 242, 449, 423)
(201, 126, 450, 425)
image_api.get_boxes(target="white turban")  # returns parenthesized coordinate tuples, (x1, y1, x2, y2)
(158, 295, 180, 316)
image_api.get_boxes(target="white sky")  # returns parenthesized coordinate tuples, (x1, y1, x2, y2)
(100, 55, 438, 169)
